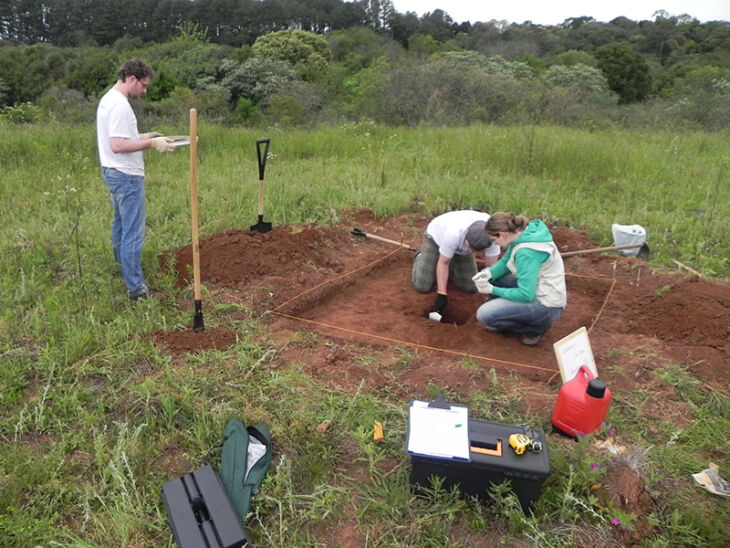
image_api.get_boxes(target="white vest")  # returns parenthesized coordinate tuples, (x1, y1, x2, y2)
(507, 241, 567, 308)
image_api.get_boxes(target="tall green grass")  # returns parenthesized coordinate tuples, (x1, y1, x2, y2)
(1, 120, 728, 546)
(2, 121, 727, 276)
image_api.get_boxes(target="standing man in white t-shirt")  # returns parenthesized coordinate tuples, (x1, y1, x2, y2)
(96, 59, 176, 300)
(412, 210, 501, 317)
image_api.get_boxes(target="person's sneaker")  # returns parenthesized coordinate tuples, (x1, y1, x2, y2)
(522, 333, 545, 347)
(485, 326, 521, 337)
(129, 291, 149, 301)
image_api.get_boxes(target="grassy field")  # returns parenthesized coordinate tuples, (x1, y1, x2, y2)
(1, 120, 729, 547)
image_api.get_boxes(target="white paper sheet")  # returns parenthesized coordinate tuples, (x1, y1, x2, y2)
(407, 400, 470, 460)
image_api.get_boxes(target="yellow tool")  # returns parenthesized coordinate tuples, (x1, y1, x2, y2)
(509, 433, 531, 455)
(509, 433, 543, 455)
(373, 420, 384, 442)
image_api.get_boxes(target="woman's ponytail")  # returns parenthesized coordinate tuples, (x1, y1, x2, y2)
(486, 213, 529, 235)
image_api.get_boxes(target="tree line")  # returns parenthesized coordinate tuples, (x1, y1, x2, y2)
(0, 1, 728, 130)
(3, 0, 729, 56)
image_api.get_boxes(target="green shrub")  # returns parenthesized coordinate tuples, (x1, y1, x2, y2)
(551, 50, 598, 68)
(1, 102, 42, 123)
(266, 94, 303, 125)
(38, 86, 95, 124)
(221, 57, 297, 106)
(234, 97, 260, 125)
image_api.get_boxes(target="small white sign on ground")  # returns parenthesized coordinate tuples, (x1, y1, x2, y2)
(553, 326, 598, 383)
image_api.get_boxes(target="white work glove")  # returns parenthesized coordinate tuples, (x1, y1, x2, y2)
(150, 136, 175, 153)
(475, 280, 494, 295)
(472, 269, 494, 294)
(472, 268, 492, 283)
(140, 132, 163, 140)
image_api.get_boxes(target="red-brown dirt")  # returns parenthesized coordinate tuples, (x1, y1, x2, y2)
(156, 209, 729, 387)
(153, 209, 730, 530)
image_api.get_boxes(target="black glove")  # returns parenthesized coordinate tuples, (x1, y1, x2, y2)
(433, 292, 448, 313)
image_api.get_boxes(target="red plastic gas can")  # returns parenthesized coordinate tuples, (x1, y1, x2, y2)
(552, 366, 611, 438)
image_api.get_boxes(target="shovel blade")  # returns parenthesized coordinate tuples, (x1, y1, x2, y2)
(193, 300, 205, 332)
(636, 243, 651, 260)
(250, 215, 272, 234)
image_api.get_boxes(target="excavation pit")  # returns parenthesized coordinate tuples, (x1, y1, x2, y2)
(157, 211, 730, 387)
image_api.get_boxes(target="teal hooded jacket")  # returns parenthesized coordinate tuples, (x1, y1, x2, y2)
(488, 220, 565, 305)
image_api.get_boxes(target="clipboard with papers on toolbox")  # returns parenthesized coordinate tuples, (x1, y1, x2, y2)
(406, 399, 470, 461)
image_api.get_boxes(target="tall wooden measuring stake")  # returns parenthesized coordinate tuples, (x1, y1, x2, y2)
(189, 108, 204, 331)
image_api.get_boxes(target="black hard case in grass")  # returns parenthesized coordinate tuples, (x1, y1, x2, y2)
(408, 418, 551, 513)
(162, 464, 249, 548)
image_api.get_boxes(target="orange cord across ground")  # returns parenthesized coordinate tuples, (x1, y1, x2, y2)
(271, 247, 616, 378)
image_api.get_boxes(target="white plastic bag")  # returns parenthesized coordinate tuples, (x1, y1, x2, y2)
(611, 224, 647, 256)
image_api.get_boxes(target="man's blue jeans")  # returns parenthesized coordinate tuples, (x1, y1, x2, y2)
(475, 274, 564, 336)
(102, 167, 147, 297)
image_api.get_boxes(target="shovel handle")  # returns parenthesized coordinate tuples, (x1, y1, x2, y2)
(190, 109, 205, 332)
(189, 108, 201, 301)
(350, 227, 417, 251)
(256, 138, 270, 216)
(256, 138, 270, 180)
(560, 243, 647, 257)
(257, 181, 265, 216)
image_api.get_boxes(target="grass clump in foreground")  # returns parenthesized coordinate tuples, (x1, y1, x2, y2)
(1, 121, 729, 546)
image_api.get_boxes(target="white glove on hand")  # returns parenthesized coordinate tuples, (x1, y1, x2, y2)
(472, 268, 492, 283)
(150, 136, 174, 153)
(140, 132, 163, 140)
(475, 279, 494, 295)
(472, 270, 494, 294)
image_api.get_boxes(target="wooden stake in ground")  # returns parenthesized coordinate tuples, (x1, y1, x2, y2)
(189, 108, 204, 331)
(673, 259, 706, 278)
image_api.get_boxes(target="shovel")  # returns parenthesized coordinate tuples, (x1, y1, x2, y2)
(561, 242, 651, 260)
(189, 108, 204, 331)
(350, 227, 418, 251)
(250, 138, 272, 233)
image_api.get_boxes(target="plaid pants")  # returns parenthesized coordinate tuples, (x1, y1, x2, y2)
(411, 235, 478, 293)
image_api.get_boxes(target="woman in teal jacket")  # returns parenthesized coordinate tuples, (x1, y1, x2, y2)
(473, 213, 567, 346)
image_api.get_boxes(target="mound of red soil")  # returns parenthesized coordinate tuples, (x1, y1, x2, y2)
(156, 210, 729, 389)
(596, 462, 656, 544)
(152, 326, 240, 353)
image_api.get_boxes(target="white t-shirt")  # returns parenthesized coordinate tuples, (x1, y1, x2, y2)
(427, 210, 501, 259)
(96, 88, 144, 176)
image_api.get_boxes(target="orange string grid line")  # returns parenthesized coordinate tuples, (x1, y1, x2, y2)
(585, 277, 616, 333)
(270, 310, 557, 374)
(273, 246, 403, 313)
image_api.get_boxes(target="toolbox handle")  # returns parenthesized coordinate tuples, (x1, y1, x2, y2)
(471, 439, 502, 457)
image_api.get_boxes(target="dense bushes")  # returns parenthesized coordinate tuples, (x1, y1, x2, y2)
(0, 24, 728, 131)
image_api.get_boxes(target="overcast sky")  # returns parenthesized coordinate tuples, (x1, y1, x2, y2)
(389, 1, 730, 26)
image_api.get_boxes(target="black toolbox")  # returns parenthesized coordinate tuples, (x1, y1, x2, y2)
(409, 418, 551, 513)
(162, 464, 249, 548)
